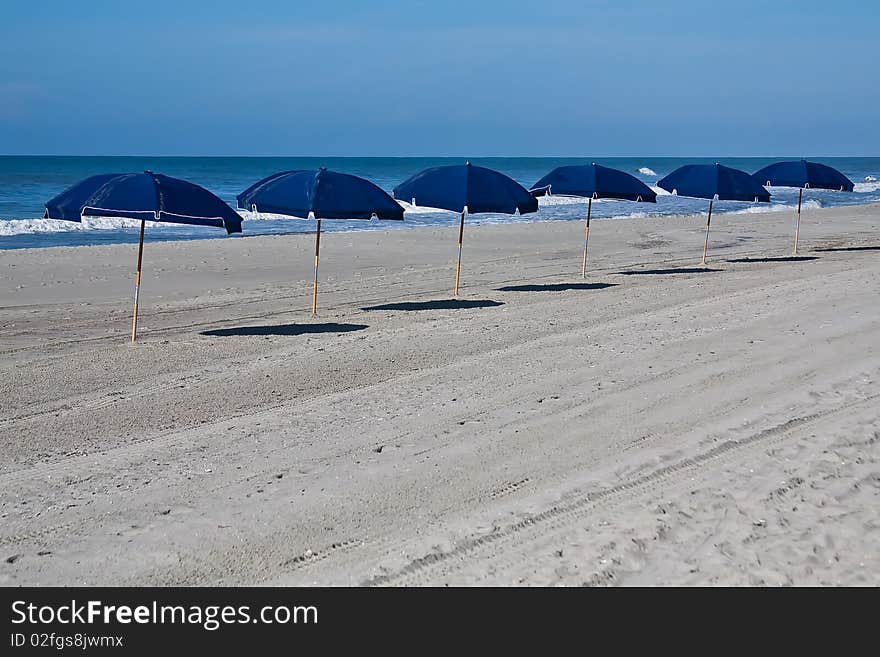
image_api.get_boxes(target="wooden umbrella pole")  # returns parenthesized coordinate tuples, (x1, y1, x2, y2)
(453, 209, 466, 296)
(701, 199, 713, 266)
(793, 187, 803, 255)
(312, 219, 322, 315)
(581, 197, 593, 278)
(131, 219, 146, 343)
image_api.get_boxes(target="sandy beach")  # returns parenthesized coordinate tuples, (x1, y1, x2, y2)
(1, 203, 878, 586)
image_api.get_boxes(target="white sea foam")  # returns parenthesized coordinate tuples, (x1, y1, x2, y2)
(81, 217, 168, 230)
(865, 175, 877, 182)
(729, 200, 822, 215)
(241, 210, 309, 221)
(402, 207, 446, 216)
(650, 185, 672, 196)
(0, 216, 178, 236)
(538, 195, 603, 206)
(0, 218, 76, 236)
(638, 167, 658, 177)
(395, 202, 455, 216)
(854, 180, 880, 193)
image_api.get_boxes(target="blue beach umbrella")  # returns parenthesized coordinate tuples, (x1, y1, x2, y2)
(392, 162, 538, 295)
(237, 168, 404, 314)
(45, 171, 242, 341)
(657, 163, 770, 264)
(530, 163, 657, 277)
(752, 160, 854, 254)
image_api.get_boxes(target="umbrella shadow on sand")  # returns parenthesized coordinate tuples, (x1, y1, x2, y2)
(362, 299, 503, 312)
(815, 246, 880, 253)
(496, 282, 618, 292)
(727, 256, 818, 263)
(202, 323, 368, 337)
(617, 267, 721, 276)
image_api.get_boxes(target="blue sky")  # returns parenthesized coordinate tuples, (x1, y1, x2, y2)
(0, 0, 876, 156)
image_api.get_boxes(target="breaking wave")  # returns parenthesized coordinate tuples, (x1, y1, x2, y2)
(0, 216, 174, 236)
(638, 167, 658, 176)
(730, 200, 823, 214)
(394, 201, 453, 215)
(240, 210, 307, 221)
(854, 180, 880, 193)
(538, 195, 600, 206)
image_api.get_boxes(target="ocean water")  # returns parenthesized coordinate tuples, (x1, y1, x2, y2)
(1, 156, 878, 250)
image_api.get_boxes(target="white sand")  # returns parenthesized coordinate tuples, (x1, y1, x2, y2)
(1, 203, 878, 585)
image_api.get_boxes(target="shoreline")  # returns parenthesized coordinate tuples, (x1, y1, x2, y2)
(2, 199, 879, 253)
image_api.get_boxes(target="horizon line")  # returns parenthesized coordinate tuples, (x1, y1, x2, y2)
(1, 153, 877, 159)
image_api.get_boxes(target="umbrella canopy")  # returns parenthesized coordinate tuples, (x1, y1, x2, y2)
(393, 162, 538, 215)
(657, 163, 770, 202)
(657, 164, 770, 265)
(237, 168, 403, 315)
(45, 171, 242, 233)
(752, 160, 854, 191)
(751, 160, 853, 255)
(530, 163, 657, 278)
(44, 171, 242, 341)
(237, 168, 404, 220)
(45, 173, 128, 221)
(530, 163, 657, 202)
(392, 162, 536, 295)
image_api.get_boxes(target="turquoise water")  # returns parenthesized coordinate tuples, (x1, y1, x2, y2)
(1, 156, 878, 249)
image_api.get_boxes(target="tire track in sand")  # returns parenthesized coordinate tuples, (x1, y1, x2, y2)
(361, 392, 878, 586)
